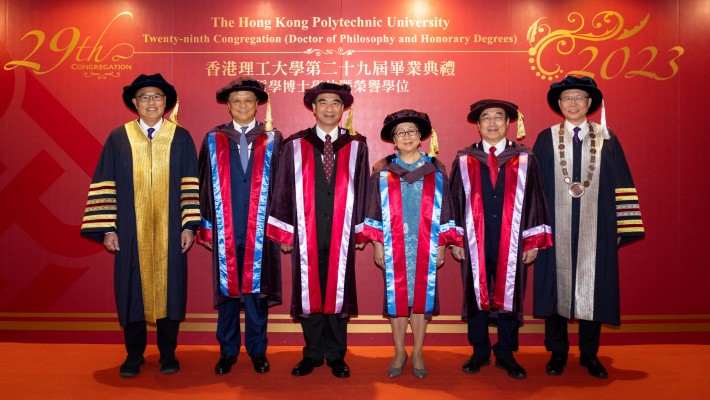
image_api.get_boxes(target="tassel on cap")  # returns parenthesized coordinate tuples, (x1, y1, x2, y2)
(516, 110, 526, 139)
(264, 94, 273, 132)
(169, 99, 180, 125)
(428, 128, 439, 157)
(345, 105, 355, 136)
(600, 99, 608, 137)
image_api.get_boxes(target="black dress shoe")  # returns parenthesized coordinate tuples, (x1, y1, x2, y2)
(215, 355, 237, 374)
(495, 358, 527, 379)
(462, 355, 490, 374)
(251, 354, 270, 373)
(119, 355, 145, 377)
(546, 352, 567, 376)
(159, 353, 181, 374)
(327, 358, 350, 378)
(291, 357, 324, 376)
(580, 354, 608, 379)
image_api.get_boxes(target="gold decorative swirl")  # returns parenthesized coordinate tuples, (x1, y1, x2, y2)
(302, 48, 324, 56)
(526, 11, 648, 80)
(302, 47, 356, 56)
(83, 71, 121, 80)
(109, 43, 135, 62)
(617, 13, 649, 40)
(103, 12, 136, 62)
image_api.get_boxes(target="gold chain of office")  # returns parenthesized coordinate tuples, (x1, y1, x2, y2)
(558, 122, 597, 198)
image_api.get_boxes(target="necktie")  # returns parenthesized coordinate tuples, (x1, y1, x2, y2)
(147, 127, 155, 140)
(240, 126, 249, 171)
(488, 146, 499, 187)
(323, 134, 334, 183)
(573, 126, 581, 143)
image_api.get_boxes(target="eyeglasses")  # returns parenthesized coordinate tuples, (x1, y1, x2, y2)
(136, 94, 166, 103)
(560, 95, 589, 104)
(479, 115, 505, 123)
(393, 128, 420, 138)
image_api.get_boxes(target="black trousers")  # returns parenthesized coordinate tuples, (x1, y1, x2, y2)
(124, 318, 180, 357)
(468, 311, 520, 362)
(300, 313, 348, 362)
(544, 314, 602, 356)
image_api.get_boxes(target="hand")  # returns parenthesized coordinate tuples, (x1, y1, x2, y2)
(522, 248, 538, 264)
(181, 230, 195, 253)
(373, 242, 384, 269)
(103, 232, 120, 252)
(436, 246, 446, 268)
(450, 246, 464, 261)
(203, 241, 213, 250)
(355, 242, 366, 250)
(280, 244, 293, 253)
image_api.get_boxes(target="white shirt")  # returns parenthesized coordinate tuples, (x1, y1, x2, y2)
(565, 119, 590, 141)
(315, 125, 340, 143)
(234, 119, 256, 153)
(315, 125, 340, 161)
(482, 138, 507, 156)
(138, 118, 163, 138)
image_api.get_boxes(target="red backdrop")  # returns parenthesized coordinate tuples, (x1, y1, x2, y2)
(1, 0, 708, 345)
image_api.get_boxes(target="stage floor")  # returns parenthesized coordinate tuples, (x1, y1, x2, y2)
(1, 343, 707, 399)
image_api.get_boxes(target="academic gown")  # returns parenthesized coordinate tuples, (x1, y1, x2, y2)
(266, 127, 369, 318)
(80, 120, 200, 326)
(361, 154, 463, 318)
(196, 122, 283, 307)
(450, 141, 552, 323)
(532, 124, 644, 326)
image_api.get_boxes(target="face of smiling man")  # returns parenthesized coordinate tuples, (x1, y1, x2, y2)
(312, 93, 344, 132)
(132, 86, 166, 126)
(558, 88, 592, 126)
(227, 90, 258, 126)
(477, 107, 509, 145)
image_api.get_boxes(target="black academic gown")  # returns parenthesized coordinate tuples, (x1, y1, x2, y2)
(532, 125, 644, 325)
(450, 141, 551, 323)
(267, 127, 369, 319)
(196, 122, 283, 307)
(80, 120, 200, 326)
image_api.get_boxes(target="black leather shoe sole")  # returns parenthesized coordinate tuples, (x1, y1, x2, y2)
(251, 355, 270, 373)
(159, 356, 180, 374)
(546, 363, 565, 376)
(328, 360, 350, 378)
(545, 361, 565, 375)
(462, 357, 491, 374)
(215, 356, 237, 375)
(119, 356, 145, 378)
(580, 356, 608, 379)
(546, 353, 567, 376)
(495, 360, 527, 379)
(291, 358, 324, 376)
